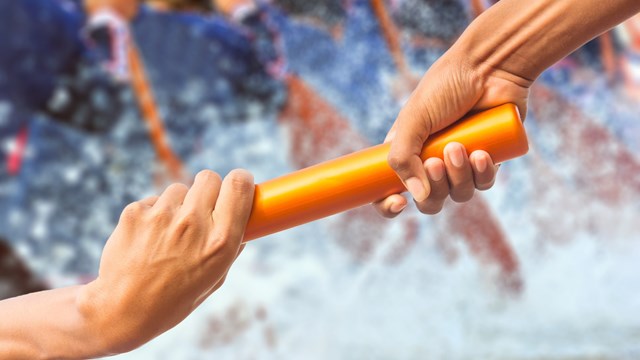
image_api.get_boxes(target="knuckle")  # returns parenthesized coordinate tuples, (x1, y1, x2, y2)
(211, 224, 244, 248)
(476, 181, 494, 191)
(215, 231, 234, 247)
(226, 170, 254, 194)
(387, 153, 412, 174)
(196, 169, 222, 185)
(120, 202, 144, 221)
(450, 189, 475, 203)
(428, 184, 450, 201)
(417, 202, 443, 215)
(208, 232, 237, 256)
(167, 183, 189, 194)
(421, 208, 442, 215)
(150, 207, 173, 222)
(175, 211, 200, 230)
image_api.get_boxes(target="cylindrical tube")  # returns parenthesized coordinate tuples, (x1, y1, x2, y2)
(244, 103, 528, 241)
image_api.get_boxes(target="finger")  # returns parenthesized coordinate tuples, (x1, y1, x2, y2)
(138, 195, 159, 207)
(443, 142, 475, 203)
(416, 157, 450, 214)
(154, 183, 189, 209)
(182, 170, 223, 215)
(211, 169, 255, 248)
(469, 150, 498, 191)
(384, 121, 399, 143)
(372, 194, 408, 218)
(387, 103, 432, 203)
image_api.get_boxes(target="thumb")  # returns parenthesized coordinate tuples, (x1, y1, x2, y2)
(211, 169, 255, 248)
(387, 58, 482, 202)
(387, 101, 433, 202)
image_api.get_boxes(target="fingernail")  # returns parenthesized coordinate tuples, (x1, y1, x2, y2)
(475, 154, 487, 173)
(426, 161, 444, 182)
(448, 144, 465, 168)
(390, 201, 407, 214)
(405, 177, 427, 202)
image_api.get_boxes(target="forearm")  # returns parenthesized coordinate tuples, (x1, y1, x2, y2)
(456, 0, 640, 81)
(0, 286, 112, 359)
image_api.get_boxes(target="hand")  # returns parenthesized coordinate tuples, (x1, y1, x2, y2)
(78, 169, 255, 353)
(374, 47, 531, 217)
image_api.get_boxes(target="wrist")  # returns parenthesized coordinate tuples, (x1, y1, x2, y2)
(439, 40, 532, 119)
(455, 0, 640, 85)
(451, 14, 538, 91)
(76, 281, 146, 355)
(438, 44, 492, 93)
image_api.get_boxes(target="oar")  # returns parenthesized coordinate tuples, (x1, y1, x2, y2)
(128, 40, 186, 181)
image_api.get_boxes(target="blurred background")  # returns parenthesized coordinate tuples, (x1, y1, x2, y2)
(1, 0, 639, 358)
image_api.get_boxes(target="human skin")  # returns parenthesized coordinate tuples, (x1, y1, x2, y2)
(374, 0, 640, 217)
(0, 170, 255, 359)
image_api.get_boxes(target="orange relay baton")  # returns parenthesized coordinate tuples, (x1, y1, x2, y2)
(244, 103, 528, 241)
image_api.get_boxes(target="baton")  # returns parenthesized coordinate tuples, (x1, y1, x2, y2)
(244, 103, 528, 241)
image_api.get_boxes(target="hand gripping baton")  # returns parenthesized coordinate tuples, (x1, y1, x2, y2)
(244, 103, 528, 241)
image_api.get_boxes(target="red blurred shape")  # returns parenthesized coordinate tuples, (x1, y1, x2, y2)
(531, 84, 640, 204)
(7, 126, 28, 176)
(444, 197, 522, 292)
